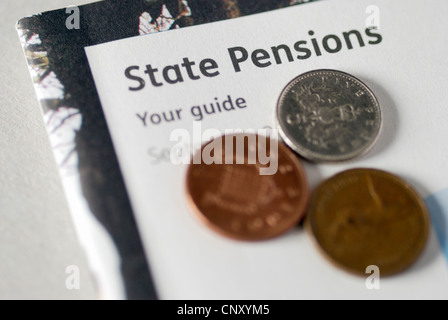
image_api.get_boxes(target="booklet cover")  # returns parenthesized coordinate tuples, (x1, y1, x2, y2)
(17, 0, 448, 299)
(17, 0, 317, 300)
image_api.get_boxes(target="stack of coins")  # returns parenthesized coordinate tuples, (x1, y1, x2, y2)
(185, 69, 430, 276)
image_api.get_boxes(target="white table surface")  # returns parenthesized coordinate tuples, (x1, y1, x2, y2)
(0, 0, 97, 300)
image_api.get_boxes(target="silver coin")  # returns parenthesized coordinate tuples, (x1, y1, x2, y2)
(276, 69, 382, 162)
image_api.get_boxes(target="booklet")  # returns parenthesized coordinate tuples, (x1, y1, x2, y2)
(17, 0, 448, 299)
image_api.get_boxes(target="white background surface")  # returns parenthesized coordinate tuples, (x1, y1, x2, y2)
(0, 0, 96, 299)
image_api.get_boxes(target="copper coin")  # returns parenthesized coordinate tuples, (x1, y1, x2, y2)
(186, 133, 309, 241)
(307, 168, 430, 276)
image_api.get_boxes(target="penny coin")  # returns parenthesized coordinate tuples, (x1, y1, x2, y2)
(186, 133, 309, 241)
(307, 168, 429, 276)
(276, 69, 382, 162)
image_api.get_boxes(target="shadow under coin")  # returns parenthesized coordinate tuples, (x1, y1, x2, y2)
(359, 76, 400, 160)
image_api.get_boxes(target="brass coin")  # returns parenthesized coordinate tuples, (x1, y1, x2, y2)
(307, 168, 429, 276)
(186, 133, 309, 241)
